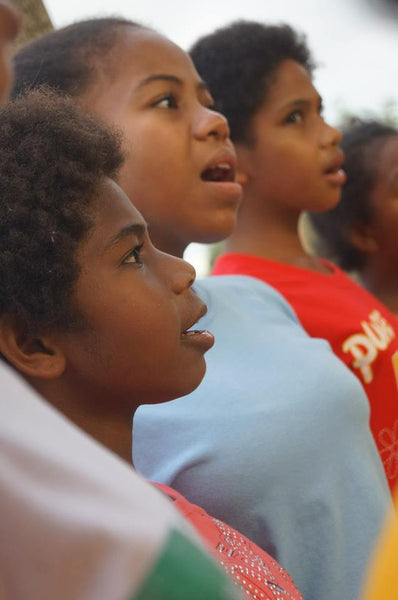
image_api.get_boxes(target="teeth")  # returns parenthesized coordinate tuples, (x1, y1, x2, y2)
(217, 163, 231, 170)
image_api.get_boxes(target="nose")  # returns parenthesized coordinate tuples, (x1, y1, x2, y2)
(163, 252, 196, 294)
(319, 120, 342, 148)
(193, 105, 230, 142)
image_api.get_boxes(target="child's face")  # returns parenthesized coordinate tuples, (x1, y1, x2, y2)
(238, 59, 345, 214)
(80, 27, 242, 256)
(54, 178, 214, 414)
(365, 136, 398, 263)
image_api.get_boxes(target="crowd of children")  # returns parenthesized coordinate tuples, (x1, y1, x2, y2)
(1, 4, 397, 600)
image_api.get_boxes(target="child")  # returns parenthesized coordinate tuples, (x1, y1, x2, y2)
(12, 18, 242, 259)
(0, 88, 303, 600)
(187, 21, 398, 487)
(0, 15, 242, 599)
(134, 21, 391, 600)
(309, 120, 398, 314)
(13, 20, 390, 600)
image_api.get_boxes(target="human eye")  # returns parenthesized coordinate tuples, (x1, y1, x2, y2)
(285, 110, 303, 125)
(122, 243, 144, 266)
(153, 93, 179, 109)
(202, 91, 215, 111)
(205, 100, 216, 111)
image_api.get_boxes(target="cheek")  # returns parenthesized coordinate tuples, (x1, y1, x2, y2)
(374, 205, 398, 246)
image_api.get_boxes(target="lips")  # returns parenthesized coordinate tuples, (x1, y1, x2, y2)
(180, 299, 215, 351)
(181, 300, 207, 335)
(201, 150, 237, 183)
(323, 150, 347, 186)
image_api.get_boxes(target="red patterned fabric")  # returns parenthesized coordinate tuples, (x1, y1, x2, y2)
(154, 483, 303, 600)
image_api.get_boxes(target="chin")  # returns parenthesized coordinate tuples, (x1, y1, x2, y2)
(196, 217, 238, 245)
(310, 192, 341, 213)
(145, 367, 207, 406)
(177, 365, 207, 400)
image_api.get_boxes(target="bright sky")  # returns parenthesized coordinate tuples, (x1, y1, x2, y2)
(43, 0, 398, 273)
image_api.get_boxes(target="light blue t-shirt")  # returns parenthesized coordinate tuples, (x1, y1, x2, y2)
(134, 275, 390, 600)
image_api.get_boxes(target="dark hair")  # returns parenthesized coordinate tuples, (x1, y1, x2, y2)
(12, 17, 146, 99)
(309, 119, 398, 271)
(0, 88, 124, 336)
(190, 20, 314, 143)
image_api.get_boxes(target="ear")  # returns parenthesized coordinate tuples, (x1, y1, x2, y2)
(0, 315, 66, 380)
(349, 223, 379, 254)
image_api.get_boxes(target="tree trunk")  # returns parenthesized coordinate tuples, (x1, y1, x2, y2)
(12, 0, 53, 48)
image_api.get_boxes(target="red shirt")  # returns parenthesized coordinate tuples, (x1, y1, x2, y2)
(155, 483, 303, 600)
(213, 253, 398, 491)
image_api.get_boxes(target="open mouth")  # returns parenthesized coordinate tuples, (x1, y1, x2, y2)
(323, 151, 346, 186)
(325, 164, 342, 176)
(201, 162, 235, 183)
(180, 302, 214, 350)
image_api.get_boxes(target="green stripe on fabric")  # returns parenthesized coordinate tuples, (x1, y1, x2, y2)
(132, 528, 241, 600)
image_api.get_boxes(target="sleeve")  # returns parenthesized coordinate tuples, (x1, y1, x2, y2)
(0, 362, 241, 600)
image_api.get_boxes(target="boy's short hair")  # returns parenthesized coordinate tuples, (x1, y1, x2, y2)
(0, 88, 124, 336)
(12, 17, 144, 99)
(190, 20, 314, 144)
(309, 119, 398, 271)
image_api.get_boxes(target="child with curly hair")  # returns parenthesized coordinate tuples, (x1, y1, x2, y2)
(186, 21, 398, 487)
(0, 88, 303, 600)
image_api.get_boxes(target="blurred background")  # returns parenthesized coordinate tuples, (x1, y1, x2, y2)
(13, 0, 398, 274)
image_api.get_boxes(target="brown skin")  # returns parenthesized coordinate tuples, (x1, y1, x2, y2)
(352, 136, 398, 313)
(0, 179, 214, 463)
(227, 59, 345, 273)
(0, 0, 20, 101)
(79, 27, 242, 258)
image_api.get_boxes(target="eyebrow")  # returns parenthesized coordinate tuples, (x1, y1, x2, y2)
(135, 73, 209, 93)
(105, 223, 147, 251)
(279, 95, 323, 112)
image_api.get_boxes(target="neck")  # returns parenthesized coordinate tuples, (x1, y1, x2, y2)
(361, 259, 398, 314)
(29, 377, 134, 465)
(226, 196, 328, 273)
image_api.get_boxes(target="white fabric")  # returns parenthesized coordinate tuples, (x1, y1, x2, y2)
(0, 362, 208, 600)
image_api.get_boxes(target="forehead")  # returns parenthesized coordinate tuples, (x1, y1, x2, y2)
(85, 178, 145, 251)
(264, 59, 316, 108)
(103, 27, 200, 87)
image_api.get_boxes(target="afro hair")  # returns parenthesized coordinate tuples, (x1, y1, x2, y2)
(190, 20, 314, 143)
(0, 88, 124, 336)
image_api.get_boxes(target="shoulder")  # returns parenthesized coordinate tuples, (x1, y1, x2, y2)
(194, 274, 300, 324)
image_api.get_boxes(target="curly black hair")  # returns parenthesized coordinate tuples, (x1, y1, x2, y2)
(190, 20, 314, 144)
(12, 17, 147, 99)
(0, 88, 124, 336)
(309, 119, 398, 271)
